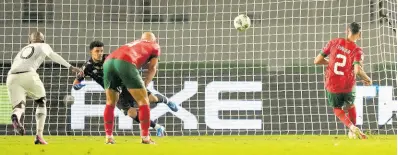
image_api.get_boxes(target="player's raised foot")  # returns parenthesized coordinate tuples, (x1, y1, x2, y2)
(156, 126, 165, 137)
(34, 135, 48, 145)
(156, 93, 178, 112)
(105, 136, 115, 144)
(11, 114, 25, 135)
(166, 101, 178, 112)
(141, 137, 155, 144)
(350, 126, 367, 139)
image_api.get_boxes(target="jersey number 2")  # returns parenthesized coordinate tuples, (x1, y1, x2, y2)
(20, 46, 35, 59)
(333, 54, 346, 75)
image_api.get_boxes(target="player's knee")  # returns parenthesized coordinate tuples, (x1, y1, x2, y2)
(148, 94, 158, 103)
(105, 96, 118, 106)
(34, 97, 47, 107)
(131, 92, 149, 106)
(127, 108, 137, 118)
(136, 99, 149, 106)
(105, 89, 119, 105)
(13, 101, 26, 109)
(106, 102, 117, 106)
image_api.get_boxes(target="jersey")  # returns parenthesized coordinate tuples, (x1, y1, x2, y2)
(106, 40, 160, 68)
(321, 38, 363, 93)
(76, 54, 108, 87)
(9, 43, 71, 74)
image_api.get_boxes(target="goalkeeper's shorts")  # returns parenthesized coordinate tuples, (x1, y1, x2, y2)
(326, 89, 356, 108)
(103, 58, 144, 90)
(116, 86, 153, 116)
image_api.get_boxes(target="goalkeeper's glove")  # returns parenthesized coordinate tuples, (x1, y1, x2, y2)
(73, 83, 86, 90)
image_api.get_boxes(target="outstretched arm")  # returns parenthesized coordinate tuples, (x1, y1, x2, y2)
(47, 52, 71, 68)
(72, 65, 87, 90)
(42, 44, 81, 73)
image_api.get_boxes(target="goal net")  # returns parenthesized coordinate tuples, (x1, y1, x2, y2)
(0, 0, 396, 136)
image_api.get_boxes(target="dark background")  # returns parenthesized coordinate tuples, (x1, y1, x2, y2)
(0, 62, 396, 136)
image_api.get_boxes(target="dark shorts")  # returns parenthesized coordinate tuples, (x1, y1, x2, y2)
(326, 89, 356, 108)
(116, 86, 153, 116)
(103, 59, 144, 90)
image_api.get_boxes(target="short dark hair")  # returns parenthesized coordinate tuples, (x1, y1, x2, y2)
(349, 22, 361, 35)
(29, 31, 45, 43)
(89, 41, 104, 50)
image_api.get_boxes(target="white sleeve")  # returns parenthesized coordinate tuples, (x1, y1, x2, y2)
(43, 44, 72, 68)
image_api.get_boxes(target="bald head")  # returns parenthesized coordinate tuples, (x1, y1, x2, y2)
(29, 32, 45, 43)
(141, 32, 156, 42)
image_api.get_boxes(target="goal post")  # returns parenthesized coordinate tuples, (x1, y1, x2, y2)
(0, 0, 396, 136)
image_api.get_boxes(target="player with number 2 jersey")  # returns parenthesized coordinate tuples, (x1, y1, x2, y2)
(322, 37, 363, 93)
(314, 22, 371, 139)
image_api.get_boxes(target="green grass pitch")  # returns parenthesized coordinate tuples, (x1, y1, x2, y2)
(0, 135, 396, 155)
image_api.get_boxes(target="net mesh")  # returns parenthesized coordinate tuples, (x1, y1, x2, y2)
(0, 0, 396, 136)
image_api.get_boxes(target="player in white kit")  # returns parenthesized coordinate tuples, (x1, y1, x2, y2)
(7, 32, 81, 144)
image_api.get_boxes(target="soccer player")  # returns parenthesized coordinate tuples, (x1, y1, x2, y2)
(72, 41, 178, 137)
(103, 32, 162, 144)
(7, 32, 81, 144)
(314, 22, 372, 139)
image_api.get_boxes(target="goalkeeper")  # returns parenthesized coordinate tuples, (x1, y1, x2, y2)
(72, 40, 178, 138)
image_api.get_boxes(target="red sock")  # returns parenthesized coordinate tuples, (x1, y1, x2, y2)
(103, 104, 115, 136)
(333, 108, 353, 128)
(347, 106, 357, 125)
(139, 104, 150, 137)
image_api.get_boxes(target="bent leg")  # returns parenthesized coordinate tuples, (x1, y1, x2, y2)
(103, 59, 122, 142)
(128, 88, 150, 137)
(104, 89, 119, 138)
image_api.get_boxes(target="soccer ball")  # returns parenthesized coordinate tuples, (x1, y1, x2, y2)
(348, 131, 357, 139)
(63, 95, 75, 106)
(234, 14, 251, 31)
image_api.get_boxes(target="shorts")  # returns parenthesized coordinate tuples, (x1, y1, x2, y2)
(103, 59, 144, 91)
(326, 89, 356, 108)
(6, 71, 46, 107)
(116, 86, 153, 116)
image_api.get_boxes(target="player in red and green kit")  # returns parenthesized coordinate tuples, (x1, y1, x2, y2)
(103, 32, 160, 144)
(314, 22, 372, 139)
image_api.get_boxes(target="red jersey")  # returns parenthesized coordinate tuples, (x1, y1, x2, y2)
(322, 38, 363, 93)
(106, 40, 161, 68)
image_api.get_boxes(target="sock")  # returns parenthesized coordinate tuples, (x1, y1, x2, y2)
(139, 105, 150, 137)
(103, 104, 115, 137)
(333, 108, 353, 128)
(347, 106, 357, 125)
(133, 112, 156, 129)
(35, 106, 47, 138)
(154, 94, 168, 104)
(12, 104, 25, 121)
